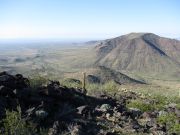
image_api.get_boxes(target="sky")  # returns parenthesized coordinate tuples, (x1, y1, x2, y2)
(0, 0, 180, 41)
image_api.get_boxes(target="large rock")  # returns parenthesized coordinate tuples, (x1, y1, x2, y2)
(0, 72, 29, 89)
(35, 110, 48, 119)
(87, 75, 101, 84)
(128, 108, 142, 118)
(99, 104, 112, 112)
(0, 85, 16, 97)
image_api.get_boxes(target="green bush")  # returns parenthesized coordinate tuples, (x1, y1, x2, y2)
(152, 95, 169, 110)
(61, 78, 82, 88)
(86, 81, 119, 95)
(29, 75, 47, 89)
(151, 95, 180, 111)
(102, 81, 118, 92)
(157, 113, 177, 124)
(1, 106, 36, 135)
(127, 99, 154, 112)
(87, 83, 101, 91)
(176, 103, 180, 110)
(157, 113, 180, 134)
(170, 124, 180, 134)
(86, 83, 103, 95)
(171, 96, 180, 102)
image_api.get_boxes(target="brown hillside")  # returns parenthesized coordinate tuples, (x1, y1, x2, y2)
(94, 33, 180, 74)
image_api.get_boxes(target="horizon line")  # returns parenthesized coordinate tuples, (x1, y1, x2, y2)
(0, 32, 179, 43)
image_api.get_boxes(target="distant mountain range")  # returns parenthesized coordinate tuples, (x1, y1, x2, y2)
(93, 33, 180, 77)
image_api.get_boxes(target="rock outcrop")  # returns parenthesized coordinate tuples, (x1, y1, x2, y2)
(0, 72, 179, 135)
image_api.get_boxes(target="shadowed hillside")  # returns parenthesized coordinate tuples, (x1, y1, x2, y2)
(64, 66, 145, 85)
(88, 66, 146, 84)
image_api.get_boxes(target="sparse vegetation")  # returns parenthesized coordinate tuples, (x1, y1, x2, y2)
(29, 75, 48, 89)
(157, 113, 180, 134)
(0, 71, 180, 135)
(102, 81, 118, 92)
(127, 99, 154, 112)
(0, 106, 36, 135)
(61, 78, 82, 88)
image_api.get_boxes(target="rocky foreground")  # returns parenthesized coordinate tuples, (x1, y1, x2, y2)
(0, 72, 180, 135)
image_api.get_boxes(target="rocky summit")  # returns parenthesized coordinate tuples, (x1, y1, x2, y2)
(0, 72, 180, 135)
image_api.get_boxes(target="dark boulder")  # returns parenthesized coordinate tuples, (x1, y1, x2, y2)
(63, 78, 82, 85)
(0, 85, 16, 98)
(87, 75, 101, 84)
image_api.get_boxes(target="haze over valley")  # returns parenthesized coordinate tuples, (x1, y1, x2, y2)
(1, 33, 180, 91)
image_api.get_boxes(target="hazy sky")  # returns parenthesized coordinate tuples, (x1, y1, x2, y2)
(0, 0, 179, 40)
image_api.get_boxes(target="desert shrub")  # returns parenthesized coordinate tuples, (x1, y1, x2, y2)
(153, 95, 168, 104)
(61, 78, 82, 88)
(170, 124, 180, 134)
(157, 113, 180, 134)
(0, 106, 36, 135)
(29, 75, 48, 89)
(127, 99, 154, 112)
(127, 95, 178, 111)
(176, 103, 180, 110)
(86, 81, 119, 96)
(87, 83, 101, 91)
(87, 83, 102, 92)
(152, 95, 170, 110)
(171, 96, 180, 104)
(102, 81, 118, 92)
(157, 113, 177, 124)
(62, 81, 81, 88)
(150, 95, 180, 111)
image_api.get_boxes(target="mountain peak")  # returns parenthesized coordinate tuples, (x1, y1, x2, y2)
(120, 32, 159, 40)
(94, 33, 180, 75)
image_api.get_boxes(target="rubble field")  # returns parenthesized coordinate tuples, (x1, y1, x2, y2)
(0, 72, 180, 135)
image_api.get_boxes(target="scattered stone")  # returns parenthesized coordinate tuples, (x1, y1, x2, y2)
(48, 121, 59, 135)
(166, 103, 177, 108)
(99, 104, 112, 112)
(77, 105, 92, 118)
(128, 107, 142, 118)
(0, 72, 179, 135)
(35, 110, 48, 119)
(69, 125, 84, 135)
(158, 110, 168, 116)
(26, 107, 36, 116)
